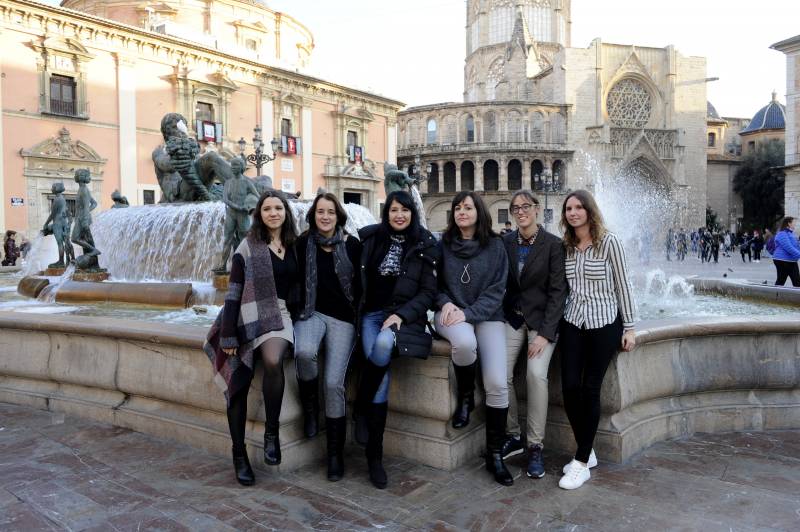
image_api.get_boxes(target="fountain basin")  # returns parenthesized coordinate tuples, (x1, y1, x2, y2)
(17, 276, 194, 308)
(689, 277, 800, 305)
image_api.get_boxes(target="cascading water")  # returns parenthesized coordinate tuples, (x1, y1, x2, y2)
(410, 186, 428, 228)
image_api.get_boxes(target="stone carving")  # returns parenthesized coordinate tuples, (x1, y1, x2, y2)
(152, 113, 235, 202)
(71, 169, 103, 271)
(111, 190, 130, 208)
(213, 157, 260, 273)
(383, 162, 416, 196)
(41, 181, 74, 268)
(606, 78, 652, 129)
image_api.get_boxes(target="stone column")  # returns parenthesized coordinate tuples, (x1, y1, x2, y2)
(301, 105, 313, 199)
(455, 162, 462, 191)
(260, 89, 275, 178)
(116, 54, 138, 204)
(523, 158, 532, 190)
(387, 119, 397, 165)
(475, 158, 484, 191)
(499, 157, 508, 192)
(438, 159, 445, 192)
(0, 28, 5, 231)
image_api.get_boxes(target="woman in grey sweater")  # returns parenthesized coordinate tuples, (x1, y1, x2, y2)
(435, 191, 512, 486)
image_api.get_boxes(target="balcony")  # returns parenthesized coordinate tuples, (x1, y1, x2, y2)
(41, 98, 90, 120)
(398, 140, 571, 158)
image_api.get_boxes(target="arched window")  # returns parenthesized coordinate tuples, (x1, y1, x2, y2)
(461, 161, 475, 190)
(531, 159, 544, 190)
(552, 160, 565, 188)
(484, 159, 499, 191)
(488, 4, 514, 44)
(707, 132, 716, 147)
(426, 119, 438, 144)
(486, 58, 504, 101)
(428, 163, 439, 193)
(606, 78, 652, 128)
(485, 112, 497, 142)
(465, 115, 475, 143)
(523, 4, 552, 43)
(443, 162, 457, 192)
(406, 119, 422, 145)
(508, 159, 522, 191)
(466, 67, 478, 102)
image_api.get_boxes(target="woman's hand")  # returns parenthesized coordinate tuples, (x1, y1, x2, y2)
(222, 347, 237, 356)
(621, 330, 636, 352)
(382, 314, 403, 331)
(440, 303, 465, 327)
(527, 335, 550, 359)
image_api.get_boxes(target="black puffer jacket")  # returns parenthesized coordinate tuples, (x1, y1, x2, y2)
(358, 224, 440, 358)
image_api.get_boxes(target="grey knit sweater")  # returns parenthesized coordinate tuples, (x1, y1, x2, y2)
(436, 236, 508, 323)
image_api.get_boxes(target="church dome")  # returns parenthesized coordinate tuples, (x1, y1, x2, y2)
(740, 92, 786, 134)
(707, 101, 721, 119)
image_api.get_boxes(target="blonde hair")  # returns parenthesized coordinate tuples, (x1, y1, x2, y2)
(560, 189, 607, 249)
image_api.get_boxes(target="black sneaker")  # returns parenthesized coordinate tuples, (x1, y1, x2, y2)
(500, 434, 523, 459)
(526, 443, 545, 478)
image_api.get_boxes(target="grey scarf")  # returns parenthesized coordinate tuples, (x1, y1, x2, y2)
(301, 228, 354, 319)
(449, 236, 482, 259)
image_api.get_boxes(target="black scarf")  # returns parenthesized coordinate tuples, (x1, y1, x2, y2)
(301, 228, 354, 319)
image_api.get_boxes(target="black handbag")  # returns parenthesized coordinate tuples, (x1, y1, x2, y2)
(391, 322, 432, 360)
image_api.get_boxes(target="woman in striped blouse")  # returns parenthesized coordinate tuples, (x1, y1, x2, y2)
(557, 189, 637, 490)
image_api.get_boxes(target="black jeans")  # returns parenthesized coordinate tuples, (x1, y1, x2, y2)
(775, 260, 800, 287)
(560, 317, 623, 464)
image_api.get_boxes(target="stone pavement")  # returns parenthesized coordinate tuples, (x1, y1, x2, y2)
(635, 251, 783, 284)
(2, 403, 800, 531)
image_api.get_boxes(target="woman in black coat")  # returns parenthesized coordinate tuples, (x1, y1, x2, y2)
(354, 190, 439, 489)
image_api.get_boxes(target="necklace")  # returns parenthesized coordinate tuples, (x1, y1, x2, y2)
(460, 263, 471, 284)
(270, 241, 284, 255)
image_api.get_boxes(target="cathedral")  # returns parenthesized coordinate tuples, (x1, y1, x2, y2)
(398, 0, 709, 232)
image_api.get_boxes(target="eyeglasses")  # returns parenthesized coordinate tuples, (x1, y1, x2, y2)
(510, 203, 538, 214)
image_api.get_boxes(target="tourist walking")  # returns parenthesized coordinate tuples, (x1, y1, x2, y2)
(2, 230, 19, 266)
(204, 190, 299, 486)
(294, 192, 362, 481)
(739, 232, 752, 263)
(772, 216, 800, 287)
(354, 191, 439, 489)
(558, 190, 637, 490)
(501, 190, 567, 479)
(751, 231, 764, 262)
(676, 229, 688, 261)
(434, 191, 513, 486)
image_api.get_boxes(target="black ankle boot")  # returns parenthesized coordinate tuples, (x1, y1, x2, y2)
(232, 449, 255, 486)
(484, 406, 514, 486)
(263, 431, 281, 466)
(365, 402, 388, 489)
(451, 362, 476, 429)
(297, 377, 319, 438)
(326, 416, 347, 481)
(354, 359, 390, 445)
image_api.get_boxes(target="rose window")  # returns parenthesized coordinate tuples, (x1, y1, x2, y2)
(606, 78, 652, 128)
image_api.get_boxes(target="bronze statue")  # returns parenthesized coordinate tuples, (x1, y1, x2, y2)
(70, 169, 102, 271)
(383, 162, 416, 196)
(213, 158, 260, 273)
(152, 113, 235, 202)
(111, 190, 130, 208)
(42, 181, 74, 268)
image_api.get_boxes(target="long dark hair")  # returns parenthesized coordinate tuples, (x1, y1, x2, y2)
(559, 189, 607, 249)
(305, 192, 348, 233)
(381, 190, 421, 243)
(780, 216, 795, 231)
(249, 190, 297, 247)
(442, 191, 496, 247)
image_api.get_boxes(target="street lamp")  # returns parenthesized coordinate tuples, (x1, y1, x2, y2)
(533, 170, 562, 231)
(238, 126, 279, 175)
(411, 153, 432, 185)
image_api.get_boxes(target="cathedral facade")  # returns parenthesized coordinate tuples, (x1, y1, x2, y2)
(398, 0, 708, 232)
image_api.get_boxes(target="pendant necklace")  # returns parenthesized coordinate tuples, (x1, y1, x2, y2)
(460, 263, 471, 284)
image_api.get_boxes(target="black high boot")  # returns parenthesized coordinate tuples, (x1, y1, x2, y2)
(451, 362, 477, 429)
(326, 416, 347, 481)
(263, 402, 282, 466)
(226, 391, 255, 486)
(297, 377, 319, 438)
(354, 359, 390, 445)
(484, 406, 514, 486)
(365, 402, 389, 489)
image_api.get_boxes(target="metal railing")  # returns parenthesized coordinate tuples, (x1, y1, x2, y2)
(398, 140, 571, 157)
(42, 98, 90, 119)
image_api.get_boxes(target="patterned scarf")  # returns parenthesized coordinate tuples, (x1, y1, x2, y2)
(378, 235, 405, 276)
(301, 227, 354, 319)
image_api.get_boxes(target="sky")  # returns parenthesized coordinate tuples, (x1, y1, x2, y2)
(49, 0, 800, 118)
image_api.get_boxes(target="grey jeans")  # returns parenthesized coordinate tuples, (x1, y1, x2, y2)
(294, 311, 356, 418)
(434, 314, 508, 408)
(505, 323, 556, 446)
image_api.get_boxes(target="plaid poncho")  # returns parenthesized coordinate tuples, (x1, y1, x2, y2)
(204, 235, 283, 403)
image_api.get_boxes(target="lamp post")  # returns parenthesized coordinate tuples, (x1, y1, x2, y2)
(237, 126, 279, 175)
(533, 170, 562, 231)
(411, 153, 432, 187)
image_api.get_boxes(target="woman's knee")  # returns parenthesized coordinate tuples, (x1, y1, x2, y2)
(449, 336, 478, 365)
(368, 331, 394, 367)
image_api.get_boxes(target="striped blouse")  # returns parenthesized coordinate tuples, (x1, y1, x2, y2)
(563, 232, 637, 330)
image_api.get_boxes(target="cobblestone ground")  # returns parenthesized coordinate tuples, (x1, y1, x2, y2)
(634, 250, 786, 284)
(2, 403, 800, 531)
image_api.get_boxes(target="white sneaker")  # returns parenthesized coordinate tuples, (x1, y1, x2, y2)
(559, 461, 590, 490)
(562, 449, 597, 474)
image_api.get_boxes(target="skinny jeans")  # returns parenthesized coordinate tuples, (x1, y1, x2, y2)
(774, 259, 800, 287)
(559, 317, 623, 464)
(504, 324, 556, 446)
(434, 314, 508, 408)
(360, 310, 394, 403)
(294, 311, 356, 418)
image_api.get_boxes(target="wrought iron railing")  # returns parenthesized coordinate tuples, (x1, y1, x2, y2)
(42, 98, 90, 119)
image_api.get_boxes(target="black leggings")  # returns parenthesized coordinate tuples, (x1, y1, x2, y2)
(774, 260, 800, 287)
(227, 338, 291, 454)
(560, 318, 623, 464)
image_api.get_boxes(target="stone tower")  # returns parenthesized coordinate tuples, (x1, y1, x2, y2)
(464, 0, 571, 102)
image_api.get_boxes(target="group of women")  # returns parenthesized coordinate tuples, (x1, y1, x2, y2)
(205, 186, 637, 492)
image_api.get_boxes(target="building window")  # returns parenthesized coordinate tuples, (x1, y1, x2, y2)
(143, 190, 156, 205)
(748, 141, 755, 151)
(489, 6, 513, 45)
(48, 194, 77, 218)
(426, 119, 438, 144)
(245, 38, 257, 51)
(606, 78, 652, 128)
(347, 130, 358, 148)
(49, 75, 77, 116)
(281, 118, 292, 137)
(196, 102, 214, 122)
(498, 209, 509, 224)
(707, 132, 716, 147)
(466, 115, 475, 142)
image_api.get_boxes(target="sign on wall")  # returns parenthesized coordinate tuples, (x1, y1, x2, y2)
(281, 179, 296, 193)
(10, 197, 24, 206)
(281, 159, 293, 172)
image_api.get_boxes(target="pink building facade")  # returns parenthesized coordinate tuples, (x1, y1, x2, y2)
(0, 0, 402, 236)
